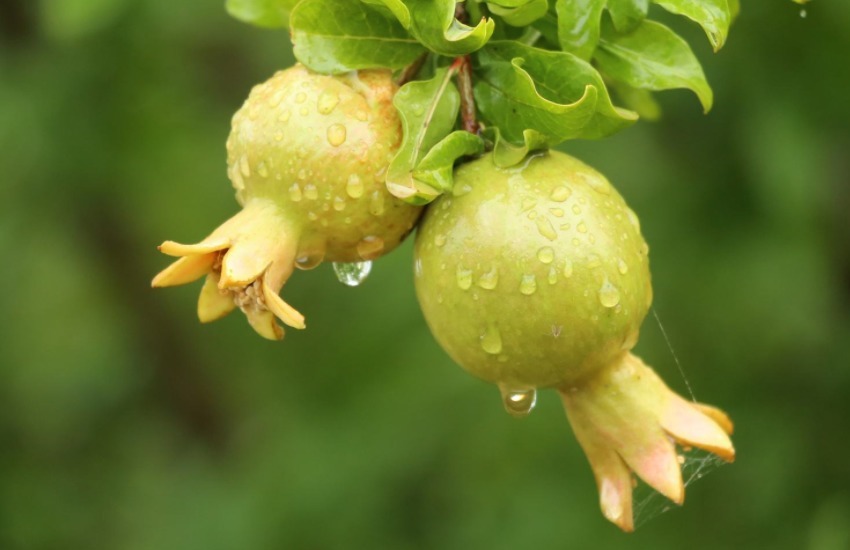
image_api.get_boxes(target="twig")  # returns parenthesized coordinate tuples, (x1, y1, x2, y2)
(397, 52, 428, 86)
(452, 2, 480, 135)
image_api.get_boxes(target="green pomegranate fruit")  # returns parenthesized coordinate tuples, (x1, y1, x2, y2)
(152, 65, 422, 339)
(414, 151, 734, 531)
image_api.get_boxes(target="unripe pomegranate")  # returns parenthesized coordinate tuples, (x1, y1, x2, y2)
(153, 65, 422, 339)
(414, 151, 734, 531)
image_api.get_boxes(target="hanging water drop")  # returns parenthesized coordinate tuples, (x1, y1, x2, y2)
(289, 183, 302, 202)
(456, 264, 473, 290)
(480, 323, 503, 354)
(333, 261, 373, 287)
(346, 174, 364, 198)
(520, 274, 537, 295)
(599, 277, 621, 308)
(477, 265, 499, 290)
(357, 236, 385, 260)
(500, 386, 537, 418)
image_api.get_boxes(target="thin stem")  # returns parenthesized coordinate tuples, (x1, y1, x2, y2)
(397, 52, 428, 86)
(452, 2, 480, 135)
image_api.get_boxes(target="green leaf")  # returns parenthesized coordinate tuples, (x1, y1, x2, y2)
(595, 18, 713, 112)
(373, 0, 495, 55)
(608, 80, 662, 120)
(483, 127, 549, 168)
(653, 0, 732, 51)
(474, 41, 637, 147)
(386, 68, 462, 204)
(555, 0, 606, 60)
(225, 0, 299, 28)
(361, 0, 411, 28)
(413, 132, 485, 193)
(488, 0, 549, 27)
(607, 0, 649, 33)
(290, 0, 426, 73)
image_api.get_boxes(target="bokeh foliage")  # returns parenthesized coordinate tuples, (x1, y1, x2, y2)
(1, 1, 849, 548)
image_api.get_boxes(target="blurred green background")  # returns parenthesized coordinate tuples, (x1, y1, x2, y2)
(1, 1, 848, 549)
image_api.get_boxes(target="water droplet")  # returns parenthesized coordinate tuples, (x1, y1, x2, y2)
(587, 254, 602, 268)
(548, 266, 558, 285)
(357, 236, 384, 260)
(355, 110, 368, 122)
(535, 216, 557, 241)
(549, 208, 564, 217)
(800, 8, 806, 17)
(500, 386, 537, 418)
(279, 109, 291, 122)
(299, 106, 309, 117)
(537, 246, 554, 264)
(327, 124, 347, 147)
(456, 264, 473, 290)
(239, 155, 251, 178)
(599, 278, 621, 308)
(563, 259, 573, 278)
(521, 197, 537, 212)
(307, 211, 318, 221)
(577, 222, 588, 234)
(477, 265, 498, 290)
(274, 132, 284, 142)
(304, 184, 318, 200)
(333, 261, 372, 287)
(434, 234, 447, 247)
(586, 174, 611, 195)
(572, 204, 582, 215)
(480, 323, 502, 354)
(560, 223, 571, 231)
(550, 186, 571, 202)
(333, 196, 346, 211)
(295, 92, 307, 104)
(268, 90, 284, 108)
(257, 161, 269, 178)
(289, 183, 303, 202)
(317, 90, 340, 114)
(295, 251, 324, 270)
(626, 208, 641, 231)
(346, 174, 364, 198)
(520, 274, 537, 295)
(453, 184, 473, 197)
(369, 190, 385, 216)
(527, 211, 537, 220)
(618, 259, 629, 275)
(298, 168, 307, 180)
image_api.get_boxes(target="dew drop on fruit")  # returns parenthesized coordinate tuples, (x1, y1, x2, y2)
(333, 196, 346, 211)
(295, 251, 325, 270)
(257, 161, 269, 178)
(598, 278, 621, 308)
(279, 109, 291, 122)
(332, 261, 373, 287)
(357, 236, 385, 260)
(549, 207, 564, 218)
(434, 234, 447, 247)
(585, 174, 611, 195)
(548, 266, 558, 285)
(304, 184, 319, 200)
(577, 222, 588, 234)
(618, 259, 629, 275)
(239, 155, 251, 178)
(535, 216, 557, 241)
(346, 174, 364, 198)
(480, 323, 503, 354)
(456, 264, 473, 290)
(317, 90, 340, 114)
(521, 197, 537, 212)
(520, 274, 537, 295)
(369, 190, 385, 216)
(295, 92, 307, 104)
(500, 386, 537, 418)
(289, 183, 303, 202)
(537, 246, 554, 264)
(563, 259, 574, 278)
(550, 186, 571, 202)
(477, 265, 498, 290)
(327, 124, 347, 147)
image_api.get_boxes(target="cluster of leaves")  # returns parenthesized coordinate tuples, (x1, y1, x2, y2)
(226, 0, 737, 203)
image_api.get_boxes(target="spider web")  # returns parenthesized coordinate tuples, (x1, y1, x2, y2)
(630, 308, 728, 529)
